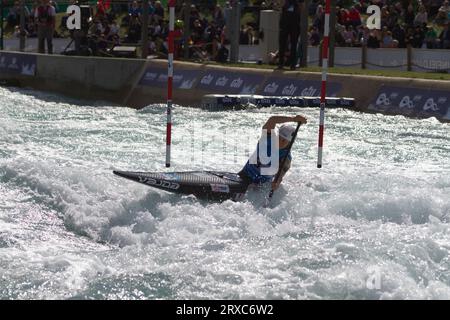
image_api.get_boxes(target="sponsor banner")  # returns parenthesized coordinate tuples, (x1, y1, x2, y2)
(139, 67, 199, 89)
(411, 49, 450, 73)
(369, 86, 450, 119)
(333, 47, 362, 68)
(215, 96, 354, 108)
(365, 48, 408, 71)
(197, 70, 263, 94)
(261, 77, 342, 97)
(307, 46, 320, 66)
(0, 52, 36, 76)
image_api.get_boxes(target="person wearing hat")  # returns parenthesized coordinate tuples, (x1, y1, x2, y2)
(239, 115, 307, 191)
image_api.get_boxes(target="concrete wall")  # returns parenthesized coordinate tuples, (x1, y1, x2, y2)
(1, 51, 449, 122)
(1, 52, 144, 104)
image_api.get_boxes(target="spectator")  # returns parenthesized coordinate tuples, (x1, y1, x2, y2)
(348, 6, 361, 27)
(213, 4, 225, 28)
(439, 22, 450, 48)
(278, 0, 302, 70)
(342, 25, 356, 46)
(313, 5, 325, 33)
(309, 26, 321, 46)
(440, 1, 450, 14)
(404, 5, 415, 27)
(392, 23, 407, 47)
(7, 2, 23, 28)
(154, 1, 164, 22)
(381, 27, 395, 47)
(367, 30, 381, 48)
(414, 5, 428, 26)
(239, 25, 248, 44)
(425, 26, 438, 48)
(434, 8, 449, 25)
(35, 0, 56, 54)
(125, 14, 142, 43)
(429, 0, 443, 17)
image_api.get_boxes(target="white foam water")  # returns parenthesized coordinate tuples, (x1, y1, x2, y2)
(1, 86, 449, 299)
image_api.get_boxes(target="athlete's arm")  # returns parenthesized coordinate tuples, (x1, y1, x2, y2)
(262, 115, 307, 133)
(272, 158, 291, 190)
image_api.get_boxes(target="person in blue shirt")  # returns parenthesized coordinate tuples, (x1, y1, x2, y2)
(239, 115, 307, 191)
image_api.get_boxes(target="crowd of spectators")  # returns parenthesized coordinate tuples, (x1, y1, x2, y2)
(4, 0, 450, 57)
(309, 0, 450, 49)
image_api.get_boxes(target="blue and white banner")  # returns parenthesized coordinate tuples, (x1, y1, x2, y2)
(261, 77, 342, 97)
(139, 67, 199, 89)
(369, 86, 450, 119)
(0, 52, 36, 76)
(196, 70, 263, 94)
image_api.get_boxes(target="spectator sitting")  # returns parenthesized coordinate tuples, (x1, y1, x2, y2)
(425, 26, 438, 48)
(309, 26, 321, 46)
(348, 6, 361, 27)
(335, 24, 346, 46)
(414, 5, 428, 26)
(337, 7, 350, 27)
(367, 30, 380, 48)
(342, 25, 356, 46)
(434, 8, 449, 25)
(382, 30, 394, 48)
(440, 1, 450, 14)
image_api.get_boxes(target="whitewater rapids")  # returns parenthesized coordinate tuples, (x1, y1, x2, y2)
(1, 86, 449, 299)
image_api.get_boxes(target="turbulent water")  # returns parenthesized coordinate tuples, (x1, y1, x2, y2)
(1, 86, 449, 300)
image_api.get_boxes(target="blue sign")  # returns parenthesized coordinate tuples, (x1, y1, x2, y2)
(139, 67, 199, 90)
(0, 52, 36, 76)
(260, 77, 342, 97)
(196, 70, 263, 94)
(369, 86, 450, 119)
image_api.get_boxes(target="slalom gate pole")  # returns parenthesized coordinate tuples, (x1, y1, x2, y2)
(165, 0, 175, 167)
(317, 0, 331, 169)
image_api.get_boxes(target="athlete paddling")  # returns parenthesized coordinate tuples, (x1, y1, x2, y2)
(238, 115, 307, 191)
(114, 114, 307, 202)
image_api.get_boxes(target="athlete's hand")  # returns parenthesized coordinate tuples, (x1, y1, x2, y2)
(293, 115, 307, 124)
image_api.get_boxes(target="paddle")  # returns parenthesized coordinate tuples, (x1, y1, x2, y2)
(264, 122, 302, 208)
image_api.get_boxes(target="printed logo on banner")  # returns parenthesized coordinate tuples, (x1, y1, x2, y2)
(241, 84, 258, 94)
(196, 70, 262, 94)
(301, 86, 319, 96)
(200, 74, 214, 85)
(282, 84, 297, 96)
(0, 52, 36, 76)
(369, 86, 450, 119)
(139, 67, 199, 89)
(230, 77, 243, 89)
(262, 77, 342, 97)
(215, 76, 228, 87)
(263, 82, 279, 94)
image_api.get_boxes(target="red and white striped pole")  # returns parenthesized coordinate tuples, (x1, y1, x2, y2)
(317, 0, 331, 169)
(166, 0, 175, 167)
